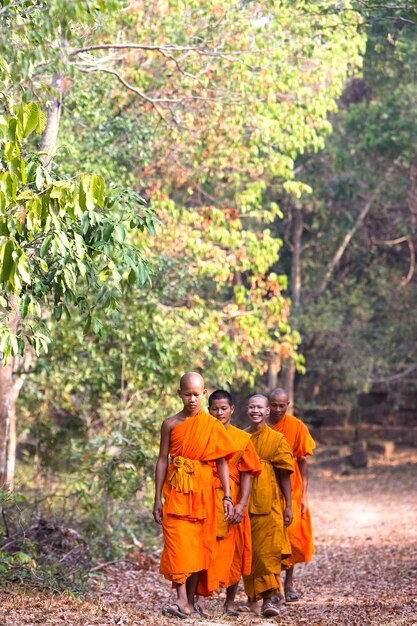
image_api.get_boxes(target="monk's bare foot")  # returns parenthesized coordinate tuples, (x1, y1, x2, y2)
(193, 602, 209, 618)
(237, 600, 259, 614)
(261, 594, 284, 617)
(162, 602, 191, 618)
(223, 602, 239, 616)
(284, 586, 299, 602)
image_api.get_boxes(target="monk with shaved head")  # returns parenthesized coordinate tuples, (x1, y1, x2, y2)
(153, 372, 238, 619)
(241, 394, 294, 618)
(267, 387, 316, 602)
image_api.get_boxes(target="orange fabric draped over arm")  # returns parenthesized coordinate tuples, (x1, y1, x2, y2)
(160, 410, 239, 586)
(270, 413, 315, 564)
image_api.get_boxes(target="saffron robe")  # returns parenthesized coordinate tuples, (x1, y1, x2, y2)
(270, 413, 315, 565)
(159, 409, 239, 585)
(196, 425, 261, 596)
(243, 424, 294, 601)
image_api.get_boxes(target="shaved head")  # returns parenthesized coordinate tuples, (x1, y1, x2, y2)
(248, 393, 268, 406)
(268, 387, 290, 425)
(178, 371, 207, 416)
(268, 387, 289, 401)
(179, 371, 205, 390)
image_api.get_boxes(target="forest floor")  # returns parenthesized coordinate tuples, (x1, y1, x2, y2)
(1, 449, 416, 626)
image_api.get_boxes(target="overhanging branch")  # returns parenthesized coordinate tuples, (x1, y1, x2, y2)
(315, 164, 396, 297)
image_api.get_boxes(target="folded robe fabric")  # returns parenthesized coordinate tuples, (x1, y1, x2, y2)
(196, 424, 261, 596)
(270, 413, 315, 565)
(159, 409, 239, 586)
(243, 424, 294, 601)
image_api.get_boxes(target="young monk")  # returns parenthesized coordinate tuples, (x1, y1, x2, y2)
(267, 387, 316, 602)
(195, 390, 261, 616)
(153, 372, 239, 619)
(242, 394, 294, 618)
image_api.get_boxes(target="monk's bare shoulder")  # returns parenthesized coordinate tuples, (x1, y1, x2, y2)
(161, 412, 186, 433)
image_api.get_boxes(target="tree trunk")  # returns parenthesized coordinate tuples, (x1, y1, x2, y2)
(5, 351, 32, 488)
(0, 359, 15, 488)
(5, 395, 16, 488)
(286, 206, 303, 404)
(40, 74, 70, 167)
(1, 75, 68, 487)
(267, 352, 280, 390)
(0, 297, 19, 488)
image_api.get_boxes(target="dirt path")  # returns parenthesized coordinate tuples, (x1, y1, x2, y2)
(1, 452, 416, 625)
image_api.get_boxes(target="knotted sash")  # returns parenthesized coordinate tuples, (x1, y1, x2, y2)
(164, 410, 239, 520)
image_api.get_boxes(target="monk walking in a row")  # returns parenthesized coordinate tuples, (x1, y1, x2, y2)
(154, 377, 314, 619)
(196, 390, 261, 616)
(153, 372, 238, 618)
(267, 387, 316, 602)
(242, 394, 294, 617)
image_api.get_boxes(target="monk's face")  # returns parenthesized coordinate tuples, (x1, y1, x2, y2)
(269, 392, 289, 422)
(178, 376, 207, 416)
(209, 398, 234, 428)
(247, 396, 270, 428)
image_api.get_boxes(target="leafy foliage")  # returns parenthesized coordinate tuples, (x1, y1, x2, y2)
(0, 99, 155, 360)
(279, 13, 417, 402)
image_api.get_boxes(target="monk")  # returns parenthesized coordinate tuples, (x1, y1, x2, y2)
(267, 387, 316, 602)
(242, 394, 294, 618)
(195, 390, 261, 616)
(153, 372, 238, 619)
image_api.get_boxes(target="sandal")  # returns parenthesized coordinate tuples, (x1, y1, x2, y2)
(285, 586, 300, 602)
(262, 600, 281, 617)
(262, 594, 284, 617)
(162, 603, 190, 619)
(237, 603, 259, 614)
(223, 606, 239, 616)
(193, 603, 209, 618)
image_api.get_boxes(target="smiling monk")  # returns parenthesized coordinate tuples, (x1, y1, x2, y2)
(242, 394, 294, 618)
(153, 372, 238, 619)
(195, 390, 261, 616)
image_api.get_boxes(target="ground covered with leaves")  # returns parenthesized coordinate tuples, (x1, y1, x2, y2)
(1, 451, 416, 626)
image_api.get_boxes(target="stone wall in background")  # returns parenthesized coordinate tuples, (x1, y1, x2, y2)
(303, 386, 417, 448)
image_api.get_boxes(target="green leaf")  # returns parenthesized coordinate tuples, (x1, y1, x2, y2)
(83, 314, 91, 334)
(103, 223, 114, 242)
(73, 232, 85, 258)
(114, 224, 125, 243)
(23, 103, 40, 137)
(89, 174, 105, 208)
(20, 294, 30, 318)
(0, 240, 15, 282)
(35, 166, 44, 190)
(53, 305, 62, 321)
(17, 254, 31, 284)
(39, 235, 53, 258)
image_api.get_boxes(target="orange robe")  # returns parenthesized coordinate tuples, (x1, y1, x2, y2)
(196, 425, 261, 596)
(243, 425, 294, 601)
(159, 409, 238, 586)
(270, 413, 315, 565)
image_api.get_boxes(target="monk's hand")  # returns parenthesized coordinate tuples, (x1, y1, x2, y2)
(153, 500, 163, 525)
(223, 499, 234, 522)
(284, 505, 293, 527)
(300, 494, 308, 516)
(230, 502, 245, 524)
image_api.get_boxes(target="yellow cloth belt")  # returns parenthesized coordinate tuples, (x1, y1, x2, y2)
(169, 456, 195, 493)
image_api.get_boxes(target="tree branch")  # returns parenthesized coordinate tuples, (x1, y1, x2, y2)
(76, 66, 169, 123)
(401, 237, 415, 286)
(373, 235, 408, 246)
(371, 364, 417, 384)
(315, 164, 396, 296)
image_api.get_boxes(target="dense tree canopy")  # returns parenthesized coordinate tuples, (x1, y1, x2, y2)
(3, 0, 416, 573)
(276, 12, 417, 404)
